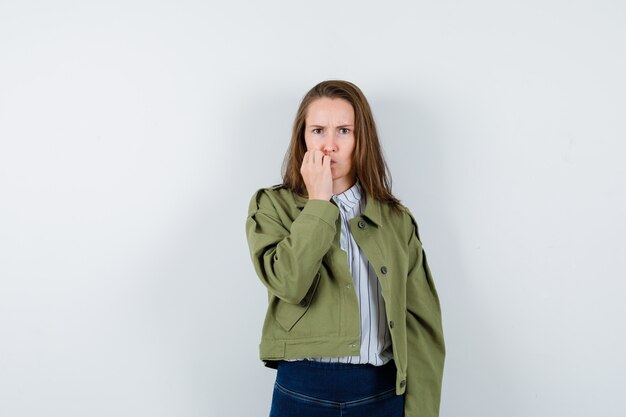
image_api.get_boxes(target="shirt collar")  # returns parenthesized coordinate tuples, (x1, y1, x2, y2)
(332, 180, 362, 211)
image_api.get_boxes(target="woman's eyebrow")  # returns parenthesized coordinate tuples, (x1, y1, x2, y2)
(307, 124, 354, 128)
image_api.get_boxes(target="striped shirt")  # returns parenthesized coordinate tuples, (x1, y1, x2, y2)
(301, 180, 393, 365)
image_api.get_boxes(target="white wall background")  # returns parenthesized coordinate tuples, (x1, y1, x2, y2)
(1, 1, 624, 416)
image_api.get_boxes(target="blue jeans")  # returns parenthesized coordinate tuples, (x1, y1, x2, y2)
(269, 360, 405, 417)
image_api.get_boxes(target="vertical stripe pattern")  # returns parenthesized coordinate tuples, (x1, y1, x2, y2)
(305, 180, 393, 366)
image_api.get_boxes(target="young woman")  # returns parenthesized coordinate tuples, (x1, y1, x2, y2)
(246, 80, 445, 417)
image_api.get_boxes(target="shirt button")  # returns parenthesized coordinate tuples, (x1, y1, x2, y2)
(389, 320, 395, 329)
(346, 284, 352, 289)
(400, 380, 406, 388)
(350, 343, 357, 348)
(380, 266, 388, 274)
(358, 220, 366, 229)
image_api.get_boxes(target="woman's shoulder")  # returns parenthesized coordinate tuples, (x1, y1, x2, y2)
(375, 197, 422, 242)
(375, 196, 413, 220)
(394, 202, 423, 242)
(249, 183, 290, 201)
(247, 184, 299, 215)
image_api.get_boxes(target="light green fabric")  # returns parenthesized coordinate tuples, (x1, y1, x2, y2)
(246, 183, 445, 417)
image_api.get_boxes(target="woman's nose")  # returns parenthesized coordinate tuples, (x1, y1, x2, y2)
(323, 134, 337, 153)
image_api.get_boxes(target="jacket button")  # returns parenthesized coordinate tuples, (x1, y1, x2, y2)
(358, 220, 366, 229)
(389, 320, 394, 329)
(380, 266, 388, 274)
(400, 380, 406, 388)
(299, 299, 309, 307)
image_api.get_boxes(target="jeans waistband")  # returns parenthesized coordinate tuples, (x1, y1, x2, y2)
(276, 359, 397, 402)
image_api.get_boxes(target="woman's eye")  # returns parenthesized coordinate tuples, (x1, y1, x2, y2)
(339, 128, 350, 134)
(312, 128, 322, 134)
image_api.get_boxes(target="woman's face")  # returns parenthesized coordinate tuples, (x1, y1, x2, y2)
(304, 97, 356, 188)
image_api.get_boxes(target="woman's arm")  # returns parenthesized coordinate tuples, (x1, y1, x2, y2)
(404, 211, 446, 417)
(245, 188, 339, 304)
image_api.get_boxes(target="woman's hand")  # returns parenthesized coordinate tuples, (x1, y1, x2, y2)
(300, 150, 333, 201)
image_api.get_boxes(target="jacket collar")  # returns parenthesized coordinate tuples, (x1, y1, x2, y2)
(293, 185, 383, 228)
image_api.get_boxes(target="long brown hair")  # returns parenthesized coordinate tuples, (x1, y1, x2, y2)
(281, 80, 402, 214)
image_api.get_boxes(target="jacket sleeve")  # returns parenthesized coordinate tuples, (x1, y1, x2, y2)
(245, 188, 339, 305)
(404, 211, 446, 417)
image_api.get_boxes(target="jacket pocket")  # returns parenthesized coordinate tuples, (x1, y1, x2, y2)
(275, 271, 321, 332)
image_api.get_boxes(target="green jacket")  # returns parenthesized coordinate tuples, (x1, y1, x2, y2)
(245, 184, 445, 417)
